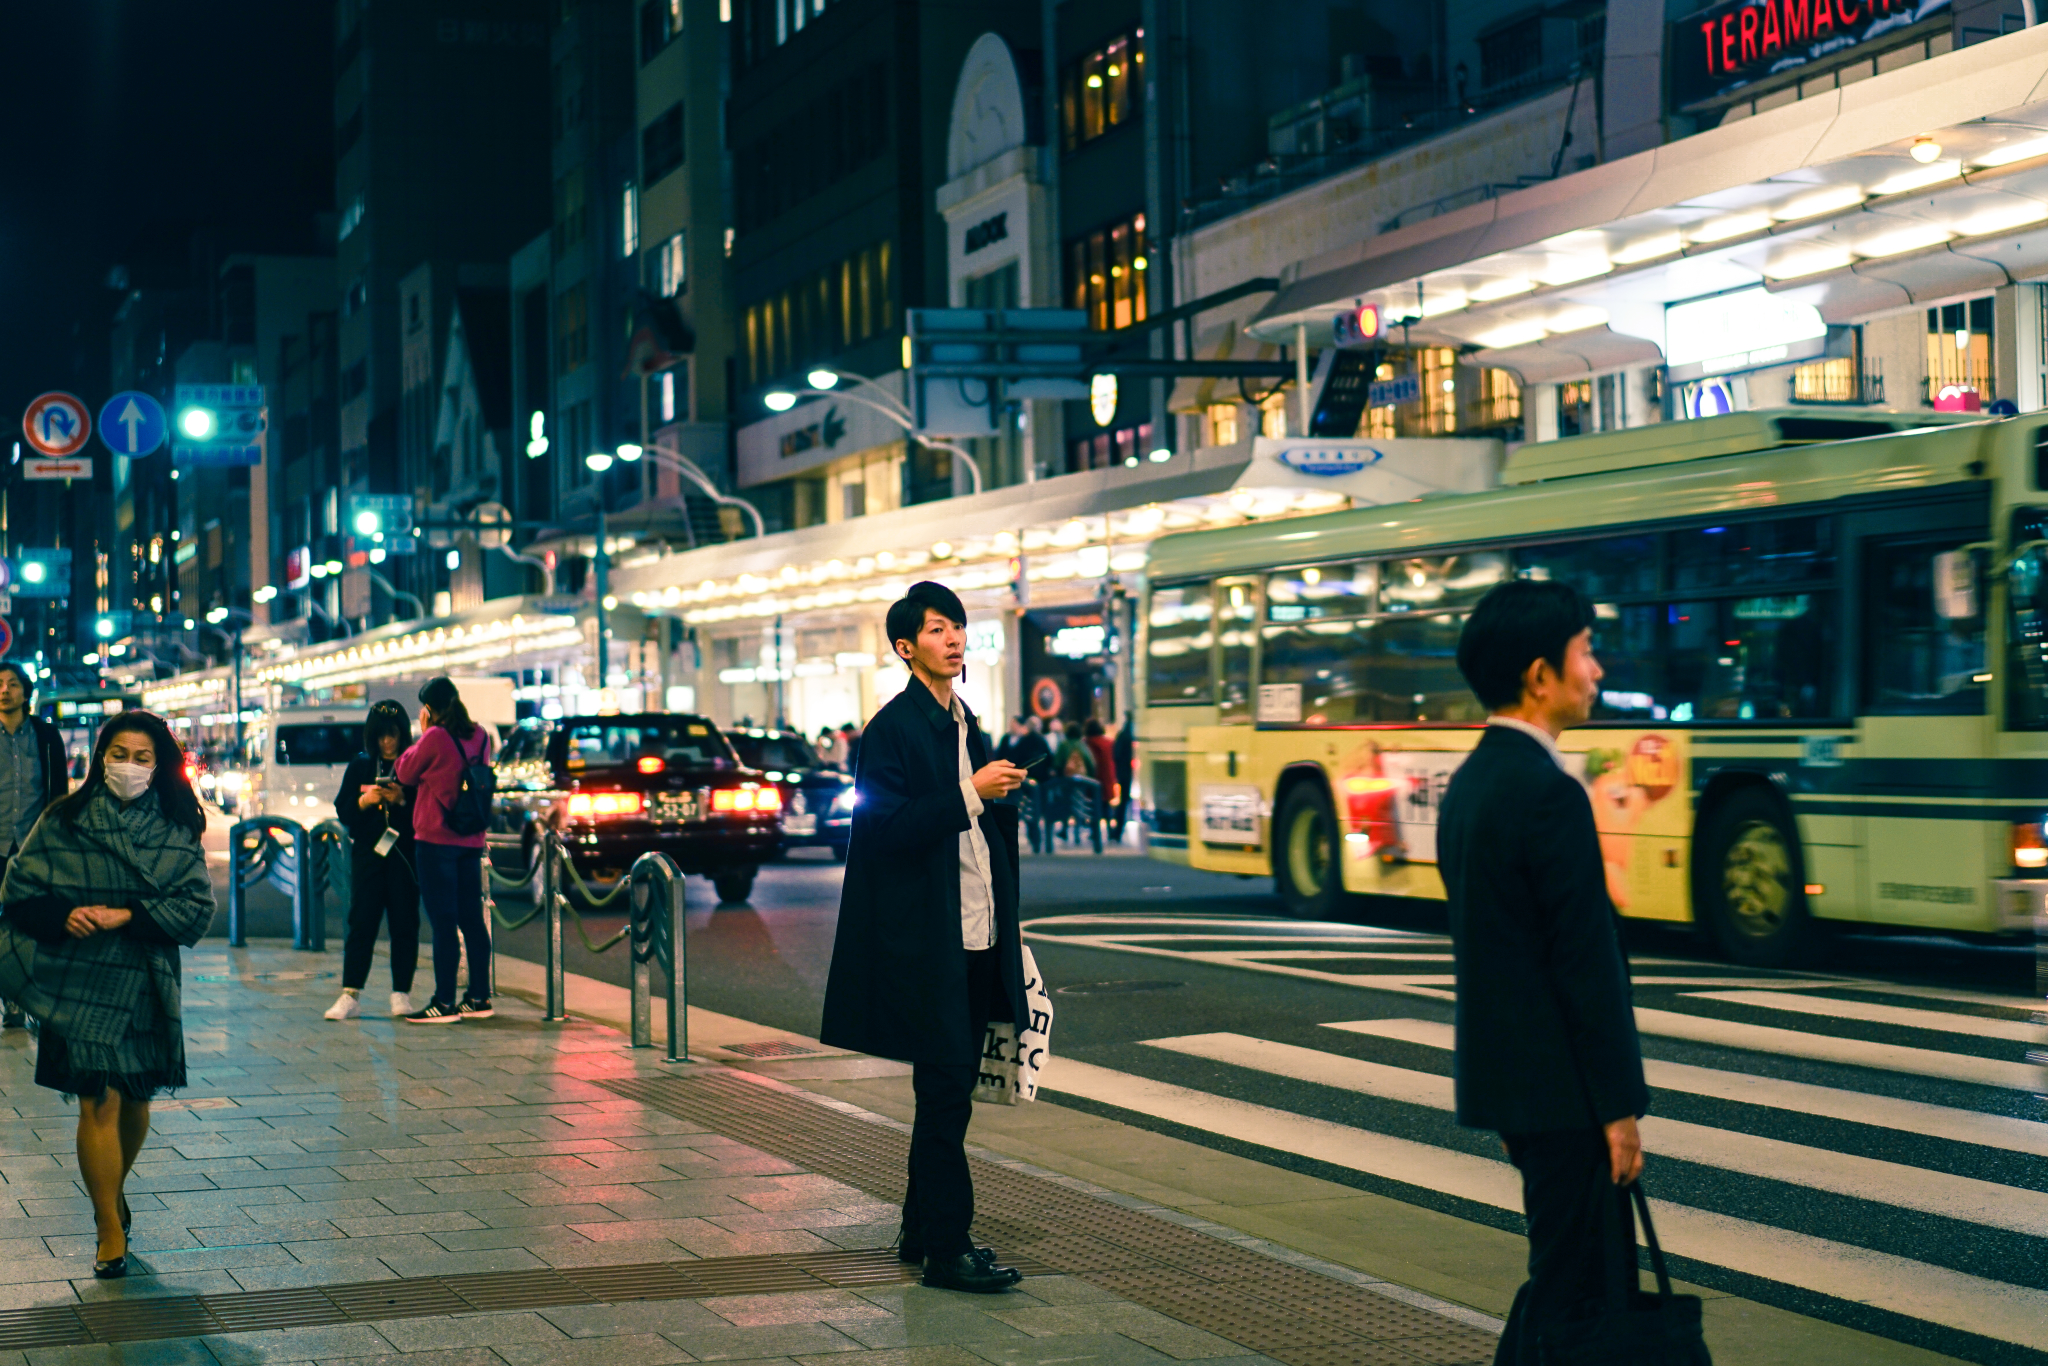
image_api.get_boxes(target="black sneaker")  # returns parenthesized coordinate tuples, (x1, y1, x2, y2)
(458, 996, 494, 1019)
(404, 999, 463, 1025)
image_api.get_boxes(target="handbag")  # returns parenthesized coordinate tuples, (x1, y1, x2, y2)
(1538, 1181, 1710, 1366)
(975, 944, 1053, 1106)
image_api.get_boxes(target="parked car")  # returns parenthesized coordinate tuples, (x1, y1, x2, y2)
(724, 728, 855, 861)
(491, 713, 782, 906)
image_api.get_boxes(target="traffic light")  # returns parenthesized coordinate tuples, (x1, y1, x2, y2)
(348, 494, 416, 553)
(10, 549, 71, 598)
(93, 611, 133, 641)
(172, 385, 266, 466)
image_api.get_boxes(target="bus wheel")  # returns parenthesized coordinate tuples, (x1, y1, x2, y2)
(1697, 788, 1821, 968)
(1274, 782, 1343, 922)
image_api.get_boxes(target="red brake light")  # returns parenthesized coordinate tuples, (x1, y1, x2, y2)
(753, 785, 782, 812)
(637, 756, 665, 774)
(711, 785, 780, 814)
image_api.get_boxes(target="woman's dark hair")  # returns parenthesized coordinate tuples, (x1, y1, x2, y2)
(50, 709, 204, 837)
(417, 676, 476, 740)
(885, 581, 967, 665)
(1084, 718, 1105, 738)
(1455, 579, 1597, 711)
(364, 699, 413, 754)
(1065, 720, 1084, 741)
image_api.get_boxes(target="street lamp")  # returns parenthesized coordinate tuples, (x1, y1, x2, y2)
(195, 606, 253, 774)
(779, 368, 985, 495)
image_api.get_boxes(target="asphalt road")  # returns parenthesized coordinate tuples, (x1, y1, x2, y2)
(484, 841, 2046, 1366)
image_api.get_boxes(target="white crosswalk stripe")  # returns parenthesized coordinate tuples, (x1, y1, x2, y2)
(1141, 1032, 2048, 1237)
(1043, 1055, 2048, 1352)
(1025, 910, 2048, 1352)
(1325, 1017, 2048, 1158)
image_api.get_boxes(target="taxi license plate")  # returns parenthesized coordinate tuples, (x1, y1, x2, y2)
(655, 793, 696, 822)
(784, 813, 817, 835)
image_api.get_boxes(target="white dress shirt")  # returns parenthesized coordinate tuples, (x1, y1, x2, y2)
(949, 692, 996, 949)
(1486, 715, 1570, 773)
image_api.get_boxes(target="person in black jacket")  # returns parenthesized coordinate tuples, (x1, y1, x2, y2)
(1438, 580, 1649, 1366)
(818, 581, 1028, 1294)
(0, 662, 68, 1030)
(323, 701, 421, 1021)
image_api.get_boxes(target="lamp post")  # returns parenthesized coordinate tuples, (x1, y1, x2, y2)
(585, 449, 617, 692)
(613, 441, 765, 539)
(366, 569, 427, 619)
(766, 369, 985, 495)
(198, 606, 253, 770)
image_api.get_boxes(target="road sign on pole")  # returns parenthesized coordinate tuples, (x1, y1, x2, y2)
(22, 393, 91, 457)
(23, 457, 92, 481)
(0, 620, 13, 657)
(98, 391, 167, 457)
(172, 384, 266, 466)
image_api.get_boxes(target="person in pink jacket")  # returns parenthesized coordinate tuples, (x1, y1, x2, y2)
(393, 676, 495, 1023)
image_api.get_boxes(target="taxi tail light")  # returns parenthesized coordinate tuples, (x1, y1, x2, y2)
(568, 791, 644, 818)
(710, 785, 782, 814)
(636, 756, 665, 774)
(2012, 821, 2048, 869)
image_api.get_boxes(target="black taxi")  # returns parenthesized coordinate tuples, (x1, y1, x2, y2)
(491, 713, 782, 905)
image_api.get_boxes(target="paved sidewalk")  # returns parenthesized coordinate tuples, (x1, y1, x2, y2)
(0, 943, 1496, 1366)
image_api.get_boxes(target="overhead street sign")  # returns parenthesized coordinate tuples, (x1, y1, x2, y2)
(24, 457, 92, 481)
(99, 391, 167, 457)
(11, 549, 70, 598)
(172, 384, 266, 466)
(22, 392, 91, 457)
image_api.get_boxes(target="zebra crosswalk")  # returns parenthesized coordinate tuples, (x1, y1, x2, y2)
(1022, 911, 2048, 1357)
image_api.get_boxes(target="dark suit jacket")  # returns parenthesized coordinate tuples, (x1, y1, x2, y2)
(818, 677, 1024, 1066)
(1438, 724, 1648, 1134)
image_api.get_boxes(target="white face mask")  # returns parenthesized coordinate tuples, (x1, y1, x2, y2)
(106, 762, 154, 801)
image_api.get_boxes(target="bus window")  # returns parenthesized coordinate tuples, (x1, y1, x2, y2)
(1863, 535, 1985, 715)
(274, 724, 361, 765)
(1261, 618, 1373, 724)
(1666, 596, 1837, 720)
(1268, 562, 1376, 619)
(1146, 582, 1214, 704)
(1374, 615, 1485, 723)
(1515, 535, 1657, 596)
(1590, 605, 1664, 719)
(1218, 579, 1262, 722)
(1672, 517, 1832, 590)
(1381, 552, 1507, 613)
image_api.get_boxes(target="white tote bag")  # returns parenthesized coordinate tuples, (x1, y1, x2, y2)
(974, 944, 1052, 1106)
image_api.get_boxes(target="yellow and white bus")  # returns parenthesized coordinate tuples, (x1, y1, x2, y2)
(1137, 409, 2047, 965)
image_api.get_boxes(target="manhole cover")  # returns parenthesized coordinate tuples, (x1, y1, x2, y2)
(193, 971, 337, 983)
(723, 1040, 822, 1058)
(1055, 980, 1184, 995)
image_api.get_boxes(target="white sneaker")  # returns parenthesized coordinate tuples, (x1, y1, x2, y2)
(390, 991, 414, 1017)
(323, 991, 360, 1021)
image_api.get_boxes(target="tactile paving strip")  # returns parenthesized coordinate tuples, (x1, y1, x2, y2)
(0, 1244, 922, 1349)
(596, 1070, 1499, 1366)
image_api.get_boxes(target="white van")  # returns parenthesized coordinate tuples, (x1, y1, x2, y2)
(254, 675, 518, 822)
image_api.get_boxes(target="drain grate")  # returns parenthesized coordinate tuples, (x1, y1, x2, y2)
(721, 1040, 824, 1058)
(595, 1071, 1498, 1366)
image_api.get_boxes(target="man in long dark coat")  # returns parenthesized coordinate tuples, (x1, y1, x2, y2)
(1438, 579, 1649, 1366)
(819, 581, 1028, 1293)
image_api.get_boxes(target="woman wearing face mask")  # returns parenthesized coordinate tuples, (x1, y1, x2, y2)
(324, 701, 421, 1020)
(394, 676, 494, 1023)
(0, 711, 215, 1280)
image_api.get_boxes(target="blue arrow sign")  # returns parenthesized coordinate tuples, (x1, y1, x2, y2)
(99, 391, 167, 457)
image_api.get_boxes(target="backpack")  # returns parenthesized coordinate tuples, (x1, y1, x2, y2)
(1062, 744, 1090, 778)
(441, 728, 496, 837)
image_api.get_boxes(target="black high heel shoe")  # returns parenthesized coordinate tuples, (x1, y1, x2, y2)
(93, 1254, 127, 1279)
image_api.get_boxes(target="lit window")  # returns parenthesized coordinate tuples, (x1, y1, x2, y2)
(652, 231, 686, 296)
(1205, 403, 1240, 447)
(622, 183, 638, 258)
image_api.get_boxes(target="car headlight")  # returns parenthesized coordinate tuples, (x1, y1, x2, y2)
(830, 787, 859, 812)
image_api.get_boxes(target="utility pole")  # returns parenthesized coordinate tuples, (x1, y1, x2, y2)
(593, 500, 609, 695)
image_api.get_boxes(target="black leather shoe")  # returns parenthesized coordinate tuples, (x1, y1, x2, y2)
(93, 1255, 127, 1280)
(899, 1241, 995, 1265)
(921, 1251, 1022, 1293)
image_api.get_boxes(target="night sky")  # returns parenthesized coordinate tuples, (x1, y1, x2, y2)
(0, 3, 332, 421)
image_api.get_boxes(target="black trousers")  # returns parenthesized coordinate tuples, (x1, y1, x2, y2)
(341, 851, 421, 993)
(903, 947, 1004, 1258)
(1494, 1129, 1635, 1366)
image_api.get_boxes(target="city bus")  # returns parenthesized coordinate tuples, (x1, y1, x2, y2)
(1137, 409, 2042, 966)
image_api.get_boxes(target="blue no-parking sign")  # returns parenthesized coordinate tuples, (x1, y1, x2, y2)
(99, 391, 167, 457)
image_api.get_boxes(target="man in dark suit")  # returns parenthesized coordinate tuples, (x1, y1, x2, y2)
(0, 663, 68, 1030)
(1438, 580, 1649, 1366)
(819, 581, 1029, 1293)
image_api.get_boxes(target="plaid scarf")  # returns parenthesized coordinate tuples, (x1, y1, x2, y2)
(0, 788, 214, 1070)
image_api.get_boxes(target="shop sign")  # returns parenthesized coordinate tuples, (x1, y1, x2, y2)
(1275, 443, 1386, 477)
(779, 406, 847, 457)
(964, 212, 1009, 254)
(1672, 0, 1951, 107)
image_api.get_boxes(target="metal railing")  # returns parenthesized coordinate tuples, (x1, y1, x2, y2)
(485, 828, 689, 1062)
(226, 817, 324, 950)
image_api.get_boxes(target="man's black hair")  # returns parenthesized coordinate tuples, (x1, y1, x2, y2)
(0, 662, 34, 708)
(1455, 579, 1597, 711)
(885, 581, 967, 666)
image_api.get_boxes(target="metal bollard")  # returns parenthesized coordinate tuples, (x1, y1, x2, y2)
(226, 825, 249, 947)
(542, 829, 567, 1022)
(290, 823, 321, 952)
(630, 870, 652, 1049)
(664, 861, 687, 1064)
(479, 852, 496, 999)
